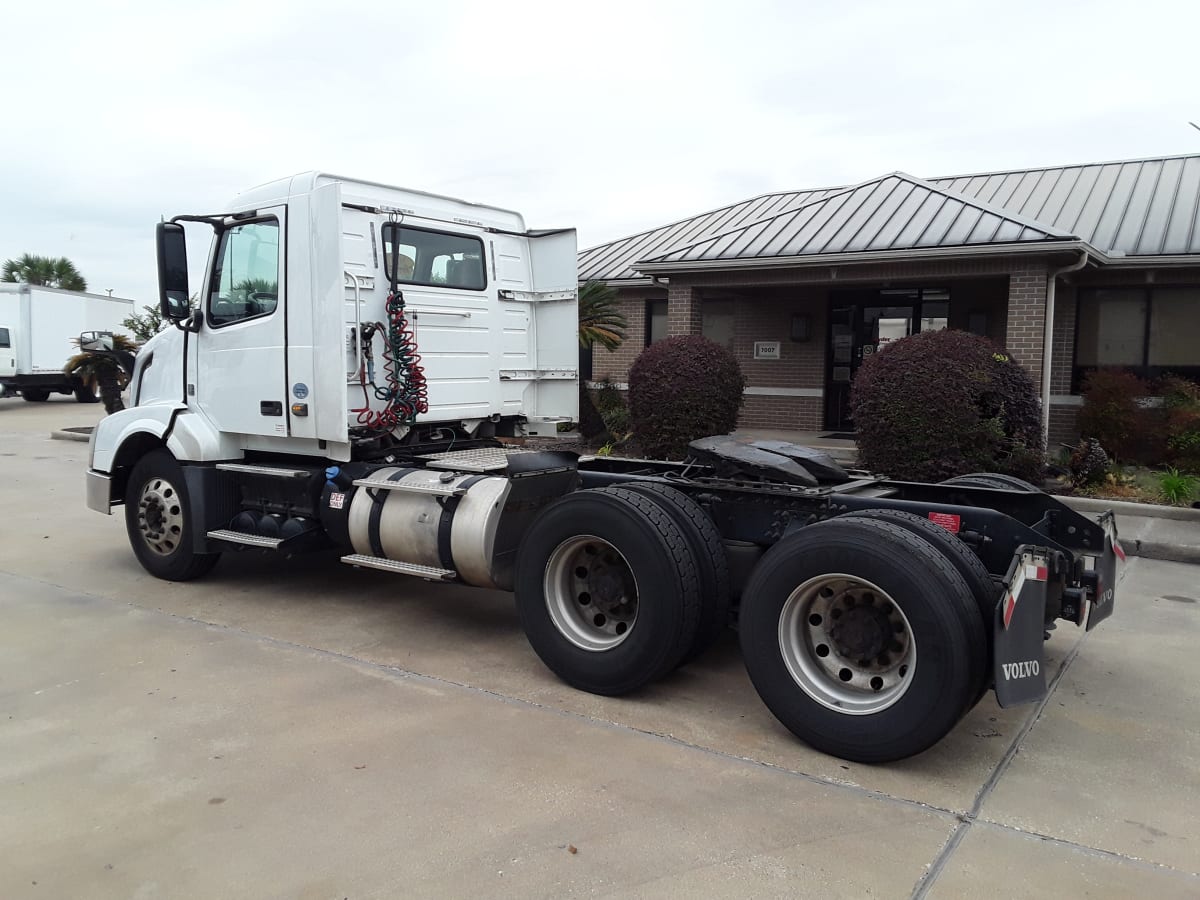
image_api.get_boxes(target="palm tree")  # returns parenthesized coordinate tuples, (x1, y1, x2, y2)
(63, 334, 139, 414)
(578, 280, 627, 351)
(2, 253, 88, 291)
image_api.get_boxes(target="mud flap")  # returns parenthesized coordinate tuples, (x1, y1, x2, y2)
(993, 547, 1051, 708)
(1086, 511, 1122, 631)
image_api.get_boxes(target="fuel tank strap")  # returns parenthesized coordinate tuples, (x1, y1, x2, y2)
(368, 468, 415, 557)
(436, 475, 488, 569)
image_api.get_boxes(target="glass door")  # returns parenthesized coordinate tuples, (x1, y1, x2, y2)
(825, 295, 916, 431)
(824, 287, 950, 431)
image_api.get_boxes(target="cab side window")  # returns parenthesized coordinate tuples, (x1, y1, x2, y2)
(208, 219, 280, 327)
(382, 224, 486, 291)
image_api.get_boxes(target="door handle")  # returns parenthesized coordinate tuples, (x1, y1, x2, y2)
(260, 401, 283, 416)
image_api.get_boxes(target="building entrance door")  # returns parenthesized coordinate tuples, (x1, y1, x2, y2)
(825, 287, 952, 431)
(826, 297, 911, 431)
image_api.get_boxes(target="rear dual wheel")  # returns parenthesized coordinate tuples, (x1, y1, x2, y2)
(942, 473, 1041, 492)
(606, 481, 731, 663)
(836, 507, 999, 708)
(514, 488, 703, 696)
(738, 517, 987, 763)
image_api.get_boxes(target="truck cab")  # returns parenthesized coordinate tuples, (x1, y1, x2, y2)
(91, 172, 578, 482)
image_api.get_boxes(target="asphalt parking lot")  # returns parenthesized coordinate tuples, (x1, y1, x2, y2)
(2, 396, 1198, 898)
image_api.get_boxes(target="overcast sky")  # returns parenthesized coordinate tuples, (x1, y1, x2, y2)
(3, 0, 1198, 303)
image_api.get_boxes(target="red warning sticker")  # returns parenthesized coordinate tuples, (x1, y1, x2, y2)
(928, 512, 961, 533)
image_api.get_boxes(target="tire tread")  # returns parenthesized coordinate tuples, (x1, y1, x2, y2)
(603, 482, 731, 663)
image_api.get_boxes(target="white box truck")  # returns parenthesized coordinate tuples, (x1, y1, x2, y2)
(0, 284, 135, 401)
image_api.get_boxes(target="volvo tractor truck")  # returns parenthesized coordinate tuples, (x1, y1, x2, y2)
(82, 172, 1123, 763)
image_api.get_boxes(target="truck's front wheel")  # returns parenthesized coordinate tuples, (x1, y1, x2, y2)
(124, 450, 220, 581)
(21, 388, 49, 402)
(739, 517, 986, 763)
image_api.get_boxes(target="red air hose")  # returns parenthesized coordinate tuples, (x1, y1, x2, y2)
(351, 292, 428, 431)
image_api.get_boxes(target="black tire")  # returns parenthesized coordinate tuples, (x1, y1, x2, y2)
(124, 449, 221, 581)
(73, 381, 101, 403)
(21, 388, 49, 402)
(514, 488, 702, 695)
(608, 481, 731, 664)
(942, 473, 1041, 492)
(739, 517, 987, 763)
(837, 508, 997, 705)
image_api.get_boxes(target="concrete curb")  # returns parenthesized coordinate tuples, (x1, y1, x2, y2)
(50, 427, 92, 443)
(1060, 494, 1200, 522)
(1125, 540, 1200, 565)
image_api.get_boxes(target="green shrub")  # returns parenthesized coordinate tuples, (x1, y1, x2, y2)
(850, 330, 1044, 482)
(629, 335, 745, 459)
(1069, 438, 1110, 487)
(577, 381, 607, 439)
(1076, 370, 1147, 461)
(1158, 467, 1197, 505)
(594, 378, 630, 436)
(1159, 376, 1200, 473)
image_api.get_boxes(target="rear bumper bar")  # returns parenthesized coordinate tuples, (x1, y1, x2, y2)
(992, 514, 1122, 708)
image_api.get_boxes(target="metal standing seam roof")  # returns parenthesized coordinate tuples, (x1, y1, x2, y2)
(640, 172, 1079, 267)
(928, 154, 1200, 257)
(577, 188, 841, 282)
(578, 153, 1200, 281)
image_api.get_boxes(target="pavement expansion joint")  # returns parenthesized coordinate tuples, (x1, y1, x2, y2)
(909, 558, 1144, 899)
(971, 820, 1200, 881)
(909, 635, 1088, 899)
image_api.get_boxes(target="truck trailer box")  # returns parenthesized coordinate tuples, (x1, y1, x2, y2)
(0, 284, 135, 400)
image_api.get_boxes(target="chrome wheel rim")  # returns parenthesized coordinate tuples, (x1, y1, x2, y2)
(137, 476, 184, 556)
(778, 574, 915, 715)
(544, 535, 638, 651)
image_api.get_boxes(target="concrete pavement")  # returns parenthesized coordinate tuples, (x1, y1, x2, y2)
(2, 396, 1199, 898)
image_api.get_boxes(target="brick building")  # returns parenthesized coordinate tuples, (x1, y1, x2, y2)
(578, 155, 1200, 445)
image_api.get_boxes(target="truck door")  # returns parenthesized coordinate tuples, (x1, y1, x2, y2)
(0, 325, 15, 379)
(194, 207, 289, 437)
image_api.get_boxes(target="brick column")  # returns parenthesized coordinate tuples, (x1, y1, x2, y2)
(1004, 261, 1049, 392)
(1049, 284, 1077, 396)
(667, 282, 702, 336)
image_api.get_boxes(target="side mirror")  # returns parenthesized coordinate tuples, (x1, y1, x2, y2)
(156, 222, 191, 321)
(80, 331, 114, 352)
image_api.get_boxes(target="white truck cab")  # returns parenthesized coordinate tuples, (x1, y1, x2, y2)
(92, 171, 577, 481)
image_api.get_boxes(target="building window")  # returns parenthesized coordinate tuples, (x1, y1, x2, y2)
(645, 300, 667, 347)
(1148, 287, 1200, 367)
(701, 299, 735, 349)
(1075, 286, 1200, 386)
(919, 289, 950, 332)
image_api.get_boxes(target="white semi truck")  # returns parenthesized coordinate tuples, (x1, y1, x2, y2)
(0, 284, 134, 401)
(84, 172, 1123, 762)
